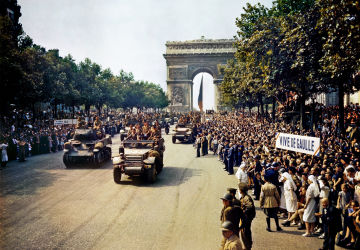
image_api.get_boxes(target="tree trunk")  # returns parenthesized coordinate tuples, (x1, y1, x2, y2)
(338, 83, 345, 136)
(258, 94, 264, 116)
(54, 99, 58, 119)
(97, 104, 102, 116)
(85, 104, 90, 117)
(32, 103, 36, 123)
(299, 95, 306, 130)
(272, 97, 276, 121)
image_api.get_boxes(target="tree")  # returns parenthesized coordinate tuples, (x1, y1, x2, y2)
(0, 16, 22, 115)
(317, 0, 360, 135)
(221, 0, 323, 126)
(78, 58, 101, 115)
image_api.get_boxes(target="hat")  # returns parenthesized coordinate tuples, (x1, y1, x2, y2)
(272, 162, 280, 168)
(220, 193, 233, 201)
(238, 183, 248, 192)
(227, 188, 237, 194)
(221, 221, 235, 232)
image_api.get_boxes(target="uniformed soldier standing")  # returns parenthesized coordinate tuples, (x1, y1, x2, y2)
(227, 188, 241, 207)
(260, 175, 282, 232)
(239, 183, 256, 250)
(220, 221, 244, 250)
(220, 193, 241, 236)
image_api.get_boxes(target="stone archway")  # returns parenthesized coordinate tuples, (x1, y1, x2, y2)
(163, 38, 235, 112)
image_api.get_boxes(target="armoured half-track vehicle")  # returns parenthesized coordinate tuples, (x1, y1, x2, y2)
(63, 129, 112, 168)
(112, 139, 165, 184)
(172, 124, 193, 144)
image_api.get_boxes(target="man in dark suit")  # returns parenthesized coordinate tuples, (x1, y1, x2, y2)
(227, 143, 235, 175)
(317, 198, 342, 250)
(223, 141, 230, 171)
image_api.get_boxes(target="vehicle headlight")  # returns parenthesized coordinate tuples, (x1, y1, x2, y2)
(113, 156, 124, 165)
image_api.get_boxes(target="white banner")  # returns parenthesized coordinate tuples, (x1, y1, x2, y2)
(63, 119, 77, 125)
(54, 120, 64, 126)
(54, 119, 77, 126)
(275, 132, 320, 156)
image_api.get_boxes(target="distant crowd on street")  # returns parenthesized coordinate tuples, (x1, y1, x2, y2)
(189, 104, 360, 250)
(0, 108, 176, 169)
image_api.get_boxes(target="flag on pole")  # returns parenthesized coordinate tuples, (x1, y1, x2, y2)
(198, 74, 203, 112)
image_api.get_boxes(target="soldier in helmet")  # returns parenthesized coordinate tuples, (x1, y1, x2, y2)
(76, 117, 87, 129)
(220, 221, 244, 250)
(220, 193, 242, 236)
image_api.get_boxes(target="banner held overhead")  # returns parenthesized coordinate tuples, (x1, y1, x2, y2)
(275, 132, 320, 156)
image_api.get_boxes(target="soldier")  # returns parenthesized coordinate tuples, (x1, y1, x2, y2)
(227, 188, 241, 207)
(220, 193, 241, 236)
(260, 175, 282, 232)
(220, 221, 244, 250)
(93, 116, 102, 130)
(76, 117, 87, 129)
(239, 183, 256, 250)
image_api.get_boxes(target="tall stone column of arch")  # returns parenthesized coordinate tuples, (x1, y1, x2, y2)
(163, 38, 235, 112)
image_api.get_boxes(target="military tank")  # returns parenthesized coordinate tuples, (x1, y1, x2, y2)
(63, 129, 112, 168)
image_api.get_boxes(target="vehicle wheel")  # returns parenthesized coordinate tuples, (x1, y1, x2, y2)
(93, 153, 101, 168)
(172, 136, 176, 144)
(120, 134, 125, 141)
(113, 167, 122, 184)
(63, 154, 71, 168)
(106, 147, 112, 160)
(155, 157, 163, 174)
(146, 166, 156, 183)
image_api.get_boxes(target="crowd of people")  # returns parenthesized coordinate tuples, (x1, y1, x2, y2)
(2, 103, 360, 249)
(0, 112, 76, 168)
(0, 109, 176, 169)
(188, 104, 360, 250)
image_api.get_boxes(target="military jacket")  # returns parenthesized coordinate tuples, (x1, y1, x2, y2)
(221, 235, 243, 250)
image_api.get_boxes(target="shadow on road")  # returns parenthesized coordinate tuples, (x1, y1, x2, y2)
(115, 166, 203, 188)
(63, 160, 113, 170)
(0, 168, 61, 197)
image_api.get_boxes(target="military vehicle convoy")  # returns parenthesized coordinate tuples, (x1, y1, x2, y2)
(63, 129, 112, 168)
(172, 124, 194, 143)
(112, 139, 165, 183)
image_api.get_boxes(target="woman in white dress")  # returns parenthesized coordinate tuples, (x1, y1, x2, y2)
(302, 175, 320, 237)
(1, 142, 9, 168)
(281, 172, 298, 226)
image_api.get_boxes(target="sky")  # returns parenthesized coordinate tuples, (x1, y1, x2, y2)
(18, 0, 273, 110)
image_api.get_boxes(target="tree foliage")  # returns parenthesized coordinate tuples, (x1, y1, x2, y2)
(221, 0, 360, 131)
(0, 15, 169, 117)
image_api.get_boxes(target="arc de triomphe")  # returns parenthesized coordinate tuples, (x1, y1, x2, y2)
(163, 38, 236, 112)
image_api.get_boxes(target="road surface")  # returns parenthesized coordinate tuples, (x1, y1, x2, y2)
(0, 130, 334, 250)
